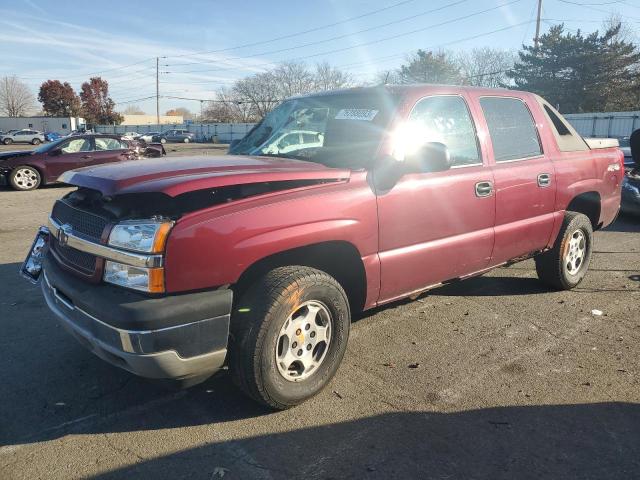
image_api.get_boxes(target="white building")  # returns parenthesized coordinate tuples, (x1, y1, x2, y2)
(0, 116, 85, 134)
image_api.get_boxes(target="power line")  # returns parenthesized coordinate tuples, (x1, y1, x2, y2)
(114, 95, 158, 105)
(165, 0, 472, 67)
(163, 0, 418, 59)
(170, 0, 526, 76)
(555, 0, 640, 20)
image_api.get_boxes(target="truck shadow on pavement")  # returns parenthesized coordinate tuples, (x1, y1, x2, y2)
(2, 254, 640, 477)
(83, 402, 640, 479)
(603, 213, 640, 233)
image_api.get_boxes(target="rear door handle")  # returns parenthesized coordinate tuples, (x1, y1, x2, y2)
(537, 173, 551, 187)
(81, 155, 92, 159)
(475, 181, 493, 197)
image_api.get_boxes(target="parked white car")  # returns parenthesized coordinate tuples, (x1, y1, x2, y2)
(139, 132, 161, 143)
(122, 132, 142, 140)
(0, 129, 46, 145)
(263, 130, 324, 155)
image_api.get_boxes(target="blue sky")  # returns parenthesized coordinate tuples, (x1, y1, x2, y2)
(1, 0, 639, 114)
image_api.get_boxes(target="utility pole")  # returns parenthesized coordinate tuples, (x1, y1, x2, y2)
(534, 0, 543, 49)
(156, 57, 160, 125)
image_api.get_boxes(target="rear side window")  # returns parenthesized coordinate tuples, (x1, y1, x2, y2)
(543, 105, 571, 135)
(480, 97, 542, 162)
(409, 95, 481, 167)
(95, 138, 125, 150)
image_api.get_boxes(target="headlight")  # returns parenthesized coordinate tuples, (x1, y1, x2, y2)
(108, 220, 173, 253)
(104, 261, 164, 293)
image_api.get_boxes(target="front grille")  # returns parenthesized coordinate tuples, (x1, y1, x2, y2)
(51, 238, 97, 275)
(50, 200, 110, 277)
(52, 200, 109, 241)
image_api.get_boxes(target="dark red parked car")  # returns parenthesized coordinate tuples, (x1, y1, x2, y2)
(23, 85, 623, 409)
(0, 134, 164, 191)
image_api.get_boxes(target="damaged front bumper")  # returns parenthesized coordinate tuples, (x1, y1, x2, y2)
(41, 255, 232, 382)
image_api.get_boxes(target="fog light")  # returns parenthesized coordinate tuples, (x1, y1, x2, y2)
(103, 261, 164, 293)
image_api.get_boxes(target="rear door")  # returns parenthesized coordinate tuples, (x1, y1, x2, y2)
(92, 137, 131, 165)
(476, 96, 556, 266)
(376, 93, 496, 302)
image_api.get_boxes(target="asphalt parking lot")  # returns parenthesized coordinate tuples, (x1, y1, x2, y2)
(1, 143, 640, 479)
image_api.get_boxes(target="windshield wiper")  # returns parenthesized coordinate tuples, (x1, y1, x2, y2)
(257, 152, 313, 161)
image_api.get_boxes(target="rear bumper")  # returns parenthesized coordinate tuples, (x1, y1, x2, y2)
(42, 256, 232, 381)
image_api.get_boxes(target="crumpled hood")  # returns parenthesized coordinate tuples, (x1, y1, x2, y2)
(59, 155, 351, 197)
(0, 150, 33, 162)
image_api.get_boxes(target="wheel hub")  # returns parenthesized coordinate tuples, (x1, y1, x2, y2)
(14, 168, 37, 189)
(564, 229, 586, 275)
(275, 300, 332, 382)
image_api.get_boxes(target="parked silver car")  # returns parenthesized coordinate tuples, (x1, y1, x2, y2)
(0, 129, 46, 145)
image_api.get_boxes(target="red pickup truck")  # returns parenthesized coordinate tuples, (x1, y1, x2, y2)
(23, 85, 623, 409)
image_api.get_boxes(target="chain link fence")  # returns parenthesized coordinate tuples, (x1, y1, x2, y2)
(94, 123, 256, 143)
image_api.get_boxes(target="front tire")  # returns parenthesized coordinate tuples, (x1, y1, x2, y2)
(535, 212, 593, 290)
(9, 166, 41, 191)
(230, 266, 350, 410)
(3, 138, 13, 145)
(183, 137, 190, 143)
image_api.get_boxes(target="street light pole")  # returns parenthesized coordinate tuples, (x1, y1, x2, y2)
(156, 57, 160, 125)
(534, 0, 543, 49)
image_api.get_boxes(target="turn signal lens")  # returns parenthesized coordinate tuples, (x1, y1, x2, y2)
(104, 261, 165, 293)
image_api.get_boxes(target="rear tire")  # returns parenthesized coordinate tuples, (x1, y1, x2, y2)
(160, 138, 167, 144)
(535, 212, 593, 290)
(230, 266, 350, 410)
(9, 166, 41, 191)
(31, 138, 41, 145)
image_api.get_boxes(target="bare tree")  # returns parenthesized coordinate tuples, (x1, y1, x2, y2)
(372, 69, 402, 85)
(0, 76, 36, 117)
(233, 72, 281, 118)
(272, 61, 315, 98)
(602, 13, 638, 44)
(313, 62, 353, 91)
(123, 105, 145, 115)
(456, 48, 516, 88)
(204, 62, 355, 122)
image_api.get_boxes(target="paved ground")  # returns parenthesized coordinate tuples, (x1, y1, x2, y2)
(1, 146, 640, 479)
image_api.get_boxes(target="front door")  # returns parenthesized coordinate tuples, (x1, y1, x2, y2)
(475, 96, 557, 266)
(376, 94, 496, 303)
(44, 137, 94, 181)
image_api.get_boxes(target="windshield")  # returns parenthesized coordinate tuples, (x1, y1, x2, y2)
(229, 91, 398, 168)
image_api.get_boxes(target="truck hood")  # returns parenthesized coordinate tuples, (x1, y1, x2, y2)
(59, 155, 351, 197)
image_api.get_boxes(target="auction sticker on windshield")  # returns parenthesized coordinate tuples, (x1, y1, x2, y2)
(335, 109, 379, 121)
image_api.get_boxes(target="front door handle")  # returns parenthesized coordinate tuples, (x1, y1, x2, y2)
(537, 173, 551, 187)
(475, 181, 493, 197)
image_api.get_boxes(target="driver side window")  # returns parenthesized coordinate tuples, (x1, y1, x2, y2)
(61, 138, 92, 154)
(409, 95, 481, 167)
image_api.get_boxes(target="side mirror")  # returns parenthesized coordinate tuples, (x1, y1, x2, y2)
(49, 148, 62, 156)
(404, 142, 452, 173)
